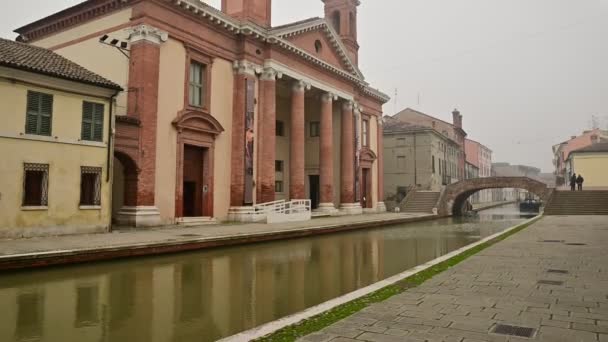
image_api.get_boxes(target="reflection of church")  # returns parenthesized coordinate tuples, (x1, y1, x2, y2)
(15, 0, 389, 227)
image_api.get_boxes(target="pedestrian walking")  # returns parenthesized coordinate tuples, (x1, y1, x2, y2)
(570, 173, 577, 191)
(577, 174, 584, 191)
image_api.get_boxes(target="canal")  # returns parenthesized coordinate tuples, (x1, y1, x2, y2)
(0, 204, 533, 342)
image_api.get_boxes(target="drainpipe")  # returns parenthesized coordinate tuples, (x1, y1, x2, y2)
(413, 133, 417, 187)
(106, 91, 120, 232)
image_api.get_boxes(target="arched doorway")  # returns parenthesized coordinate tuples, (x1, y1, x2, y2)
(360, 148, 377, 209)
(173, 111, 224, 220)
(112, 150, 140, 224)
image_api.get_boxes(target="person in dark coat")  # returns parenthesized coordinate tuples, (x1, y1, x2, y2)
(570, 173, 577, 191)
(577, 174, 584, 191)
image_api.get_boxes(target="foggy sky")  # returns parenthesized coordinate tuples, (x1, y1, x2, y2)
(2, 0, 607, 172)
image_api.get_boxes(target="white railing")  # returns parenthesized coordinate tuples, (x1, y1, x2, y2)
(230, 200, 312, 223)
(266, 200, 312, 224)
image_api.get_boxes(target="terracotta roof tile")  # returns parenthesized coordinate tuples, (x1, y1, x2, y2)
(571, 142, 608, 154)
(0, 37, 122, 90)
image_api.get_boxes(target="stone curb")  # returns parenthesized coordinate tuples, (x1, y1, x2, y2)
(0, 214, 436, 271)
(219, 215, 544, 342)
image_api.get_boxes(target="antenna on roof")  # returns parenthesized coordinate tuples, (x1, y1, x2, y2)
(394, 88, 398, 115)
(417, 92, 421, 106)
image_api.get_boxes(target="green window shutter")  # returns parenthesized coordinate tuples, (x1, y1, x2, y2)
(39, 93, 53, 136)
(93, 103, 104, 142)
(82, 102, 104, 142)
(25, 91, 53, 135)
(82, 102, 93, 140)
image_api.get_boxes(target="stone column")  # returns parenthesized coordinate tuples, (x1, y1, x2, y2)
(318, 92, 337, 213)
(290, 80, 306, 199)
(340, 101, 362, 214)
(376, 116, 387, 212)
(116, 24, 167, 227)
(257, 67, 279, 204)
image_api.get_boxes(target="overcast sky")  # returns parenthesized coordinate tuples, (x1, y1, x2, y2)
(2, 0, 608, 172)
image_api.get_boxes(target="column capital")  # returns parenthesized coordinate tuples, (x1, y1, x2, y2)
(322, 92, 338, 102)
(126, 24, 168, 45)
(233, 60, 262, 76)
(260, 67, 283, 81)
(342, 100, 354, 111)
(292, 80, 311, 92)
(376, 115, 384, 126)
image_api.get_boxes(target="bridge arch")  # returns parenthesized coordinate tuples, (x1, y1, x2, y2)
(438, 177, 552, 216)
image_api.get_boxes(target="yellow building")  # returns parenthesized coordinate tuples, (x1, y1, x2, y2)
(568, 142, 608, 189)
(0, 38, 122, 238)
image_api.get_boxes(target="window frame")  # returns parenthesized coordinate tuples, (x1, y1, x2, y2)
(184, 46, 213, 113)
(81, 101, 105, 142)
(309, 121, 320, 138)
(22, 163, 49, 208)
(361, 117, 370, 147)
(275, 181, 284, 193)
(276, 120, 285, 137)
(25, 91, 53, 136)
(80, 166, 102, 207)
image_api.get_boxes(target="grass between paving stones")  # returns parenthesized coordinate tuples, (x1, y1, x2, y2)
(256, 216, 542, 342)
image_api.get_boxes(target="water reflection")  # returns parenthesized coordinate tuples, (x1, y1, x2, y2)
(0, 204, 529, 342)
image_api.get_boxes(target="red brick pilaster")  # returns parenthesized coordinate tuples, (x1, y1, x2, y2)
(127, 34, 162, 206)
(377, 116, 385, 203)
(319, 92, 335, 205)
(340, 101, 355, 204)
(290, 81, 306, 200)
(230, 72, 247, 206)
(257, 67, 278, 204)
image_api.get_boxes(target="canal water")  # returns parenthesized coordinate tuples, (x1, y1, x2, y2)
(0, 204, 533, 342)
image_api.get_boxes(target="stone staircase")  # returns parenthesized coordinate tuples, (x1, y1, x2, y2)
(401, 191, 440, 213)
(544, 191, 608, 215)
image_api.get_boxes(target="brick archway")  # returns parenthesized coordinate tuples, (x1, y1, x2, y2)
(114, 150, 140, 207)
(438, 177, 552, 216)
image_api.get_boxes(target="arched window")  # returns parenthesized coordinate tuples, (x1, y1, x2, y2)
(349, 12, 356, 38)
(332, 11, 341, 34)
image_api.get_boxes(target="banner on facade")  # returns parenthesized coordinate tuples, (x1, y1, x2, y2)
(244, 78, 255, 205)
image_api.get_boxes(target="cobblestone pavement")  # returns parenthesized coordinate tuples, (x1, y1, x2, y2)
(300, 216, 608, 342)
(0, 212, 431, 257)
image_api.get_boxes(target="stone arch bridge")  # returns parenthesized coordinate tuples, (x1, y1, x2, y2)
(438, 177, 553, 216)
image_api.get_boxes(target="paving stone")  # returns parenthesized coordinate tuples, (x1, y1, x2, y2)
(299, 332, 339, 342)
(551, 314, 595, 325)
(323, 327, 363, 338)
(356, 332, 423, 342)
(599, 334, 608, 342)
(536, 326, 597, 342)
(383, 328, 409, 336)
(571, 323, 608, 334)
(358, 325, 388, 334)
(540, 317, 570, 329)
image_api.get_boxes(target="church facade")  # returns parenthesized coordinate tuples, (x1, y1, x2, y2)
(15, 0, 389, 226)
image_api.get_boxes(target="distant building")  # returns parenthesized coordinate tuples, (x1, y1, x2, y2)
(465, 162, 479, 180)
(566, 142, 608, 189)
(0, 38, 122, 238)
(390, 108, 467, 180)
(492, 163, 542, 201)
(552, 129, 608, 186)
(465, 139, 493, 203)
(383, 120, 461, 203)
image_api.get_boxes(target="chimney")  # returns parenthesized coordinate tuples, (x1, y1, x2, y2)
(222, 0, 272, 27)
(452, 109, 462, 128)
